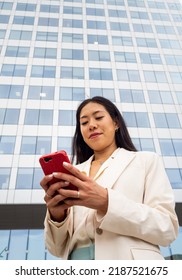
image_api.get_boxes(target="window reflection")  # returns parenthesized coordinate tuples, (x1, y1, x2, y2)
(1, 227, 181, 260)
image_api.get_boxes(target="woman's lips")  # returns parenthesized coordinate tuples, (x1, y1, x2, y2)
(89, 133, 102, 139)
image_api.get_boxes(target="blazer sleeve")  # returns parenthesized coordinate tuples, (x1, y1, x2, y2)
(98, 152, 179, 247)
(44, 209, 73, 258)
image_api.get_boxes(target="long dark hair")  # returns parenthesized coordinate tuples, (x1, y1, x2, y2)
(71, 96, 137, 164)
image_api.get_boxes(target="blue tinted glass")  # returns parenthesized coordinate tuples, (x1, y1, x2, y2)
(39, 110, 53, 125)
(14, 65, 27, 76)
(5, 109, 20, 124)
(0, 15, 10, 23)
(89, 68, 100, 80)
(0, 29, 6, 39)
(101, 69, 113, 80)
(123, 112, 137, 127)
(176, 92, 182, 104)
(173, 140, 182, 156)
(0, 168, 11, 189)
(136, 112, 150, 127)
(148, 91, 161, 103)
(28, 86, 54, 100)
(0, 85, 10, 98)
(103, 89, 115, 101)
(8, 230, 28, 259)
(36, 137, 51, 154)
(140, 139, 155, 151)
(43, 66, 56, 78)
(16, 3, 36, 11)
(129, 70, 141, 81)
(166, 114, 181, 128)
(90, 88, 102, 97)
(24, 109, 39, 125)
(153, 113, 167, 128)
(0, 136, 15, 154)
(13, 16, 34, 25)
(0, 2, 13, 10)
(0, 230, 10, 259)
(58, 110, 74, 125)
(20, 137, 36, 154)
(119, 89, 133, 102)
(159, 139, 175, 156)
(16, 168, 33, 189)
(33, 168, 43, 189)
(57, 137, 72, 154)
(166, 169, 182, 189)
(40, 5, 60, 13)
(170, 72, 182, 84)
(117, 70, 129, 81)
(27, 230, 45, 260)
(0, 109, 5, 123)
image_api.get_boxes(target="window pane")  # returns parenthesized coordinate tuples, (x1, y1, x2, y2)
(27, 230, 45, 260)
(123, 112, 137, 127)
(20, 137, 36, 154)
(159, 139, 175, 156)
(153, 113, 168, 128)
(166, 114, 181, 128)
(33, 169, 43, 189)
(4, 109, 20, 124)
(8, 230, 28, 260)
(166, 169, 182, 189)
(36, 137, 51, 154)
(10, 85, 24, 99)
(57, 137, 72, 154)
(0, 136, 15, 154)
(28, 86, 54, 100)
(173, 140, 182, 156)
(24, 109, 39, 125)
(58, 110, 75, 125)
(136, 112, 150, 127)
(140, 138, 155, 152)
(16, 168, 33, 189)
(60, 87, 85, 100)
(0, 168, 11, 189)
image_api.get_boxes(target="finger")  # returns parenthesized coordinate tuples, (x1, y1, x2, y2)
(53, 172, 85, 190)
(44, 193, 66, 205)
(40, 174, 54, 192)
(63, 162, 88, 181)
(58, 188, 80, 199)
(44, 180, 71, 198)
(64, 199, 79, 207)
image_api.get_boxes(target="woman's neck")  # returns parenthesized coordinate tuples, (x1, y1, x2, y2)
(93, 145, 117, 163)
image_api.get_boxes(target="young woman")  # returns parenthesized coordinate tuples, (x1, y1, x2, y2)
(40, 96, 179, 260)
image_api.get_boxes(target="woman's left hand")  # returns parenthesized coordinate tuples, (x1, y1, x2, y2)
(52, 162, 108, 216)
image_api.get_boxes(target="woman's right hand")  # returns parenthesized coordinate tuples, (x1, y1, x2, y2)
(40, 174, 71, 222)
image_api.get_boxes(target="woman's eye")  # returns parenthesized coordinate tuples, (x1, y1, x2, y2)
(96, 116, 104, 120)
(81, 121, 88, 125)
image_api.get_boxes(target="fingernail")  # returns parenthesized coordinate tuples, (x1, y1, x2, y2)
(52, 172, 58, 176)
(63, 161, 69, 166)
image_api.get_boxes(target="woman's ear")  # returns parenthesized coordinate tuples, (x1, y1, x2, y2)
(114, 118, 119, 130)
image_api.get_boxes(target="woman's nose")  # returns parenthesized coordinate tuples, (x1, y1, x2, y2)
(89, 120, 97, 130)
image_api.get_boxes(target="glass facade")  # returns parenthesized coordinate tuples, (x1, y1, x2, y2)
(0, 0, 182, 259)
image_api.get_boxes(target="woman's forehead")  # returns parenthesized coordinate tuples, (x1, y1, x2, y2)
(80, 102, 106, 119)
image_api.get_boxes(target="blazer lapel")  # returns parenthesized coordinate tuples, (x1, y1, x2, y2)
(79, 148, 136, 190)
(95, 148, 136, 189)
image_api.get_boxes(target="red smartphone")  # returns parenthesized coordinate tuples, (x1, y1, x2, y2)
(39, 150, 77, 191)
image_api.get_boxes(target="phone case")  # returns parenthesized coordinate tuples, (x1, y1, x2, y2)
(39, 150, 77, 190)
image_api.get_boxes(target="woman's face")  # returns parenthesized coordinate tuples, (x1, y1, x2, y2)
(79, 102, 118, 152)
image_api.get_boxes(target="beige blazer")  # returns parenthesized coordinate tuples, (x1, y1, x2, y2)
(44, 148, 179, 260)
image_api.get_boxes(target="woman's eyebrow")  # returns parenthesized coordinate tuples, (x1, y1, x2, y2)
(80, 110, 105, 119)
